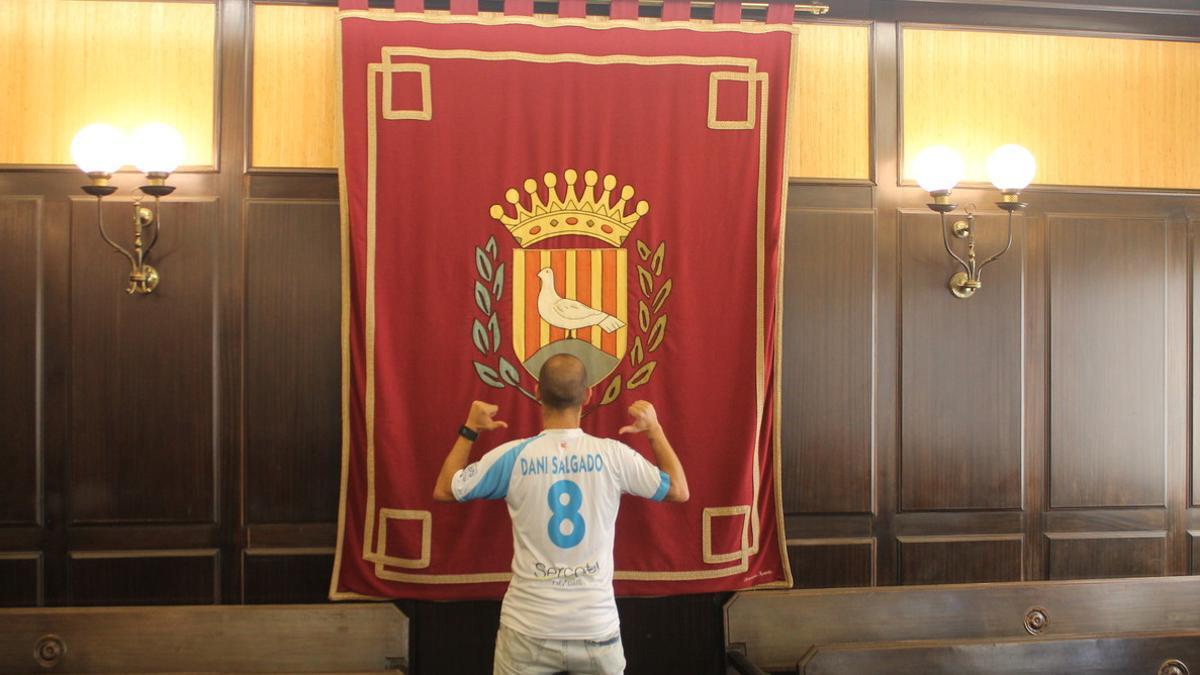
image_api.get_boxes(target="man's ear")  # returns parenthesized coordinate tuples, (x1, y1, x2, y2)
(534, 382, 542, 403)
(584, 386, 593, 405)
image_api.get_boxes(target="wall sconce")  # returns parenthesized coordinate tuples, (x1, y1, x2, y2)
(914, 144, 1036, 299)
(71, 122, 185, 295)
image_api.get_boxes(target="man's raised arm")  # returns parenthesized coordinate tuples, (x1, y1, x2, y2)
(619, 400, 689, 503)
(432, 401, 507, 502)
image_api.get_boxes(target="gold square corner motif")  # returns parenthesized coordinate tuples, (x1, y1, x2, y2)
(702, 505, 752, 564)
(707, 71, 760, 130)
(371, 508, 432, 570)
(381, 61, 432, 121)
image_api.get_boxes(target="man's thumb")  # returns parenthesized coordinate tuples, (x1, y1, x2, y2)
(618, 425, 635, 435)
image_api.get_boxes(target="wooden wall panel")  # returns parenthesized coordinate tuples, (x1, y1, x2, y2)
(1048, 215, 1166, 508)
(70, 552, 218, 605)
(899, 211, 1022, 511)
(244, 200, 341, 524)
(251, 4, 338, 169)
(897, 536, 1023, 585)
(903, 28, 1200, 190)
(0, 198, 39, 525)
(1192, 531, 1200, 575)
(789, 23, 871, 180)
(0, 554, 40, 607)
(1045, 533, 1166, 580)
(617, 595, 728, 675)
(247, 6, 872, 179)
(68, 198, 218, 523)
(787, 540, 874, 589)
(243, 551, 333, 604)
(0, 0, 216, 166)
(782, 209, 874, 514)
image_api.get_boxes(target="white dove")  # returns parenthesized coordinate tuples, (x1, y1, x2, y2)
(536, 267, 625, 336)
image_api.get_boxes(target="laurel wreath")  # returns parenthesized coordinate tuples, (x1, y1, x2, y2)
(596, 239, 671, 407)
(471, 236, 536, 400)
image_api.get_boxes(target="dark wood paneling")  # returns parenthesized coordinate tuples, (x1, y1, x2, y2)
(788, 540, 874, 588)
(899, 210, 1023, 511)
(243, 551, 333, 604)
(1045, 533, 1166, 580)
(1191, 531, 1200, 575)
(897, 535, 1022, 585)
(617, 594, 727, 675)
(68, 198, 218, 523)
(0, 198, 40, 526)
(409, 600, 501, 674)
(783, 208, 874, 514)
(1049, 214, 1167, 508)
(69, 552, 218, 606)
(1194, 213, 1200, 509)
(244, 199, 341, 524)
(0, 555, 40, 607)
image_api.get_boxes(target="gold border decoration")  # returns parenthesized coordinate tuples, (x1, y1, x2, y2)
(707, 71, 758, 130)
(374, 509, 434, 571)
(382, 62, 433, 120)
(702, 505, 753, 565)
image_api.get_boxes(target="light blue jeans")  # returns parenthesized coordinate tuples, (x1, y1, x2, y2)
(493, 624, 626, 675)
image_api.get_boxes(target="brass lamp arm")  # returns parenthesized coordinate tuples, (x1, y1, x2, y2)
(974, 209, 1015, 283)
(939, 211, 971, 274)
(95, 197, 137, 269)
(143, 197, 162, 257)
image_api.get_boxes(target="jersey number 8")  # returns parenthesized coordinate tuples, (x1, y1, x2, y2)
(547, 479, 586, 548)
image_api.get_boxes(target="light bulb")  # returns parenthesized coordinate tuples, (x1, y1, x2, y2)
(987, 144, 1036, 191)
(70, 124, 125, 175)
(912, 145, 966, 194)
(130, 123, 186, 175)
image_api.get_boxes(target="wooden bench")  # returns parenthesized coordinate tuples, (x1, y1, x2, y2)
(0, 604, 408, 674)
(724, 576, 1200, 674)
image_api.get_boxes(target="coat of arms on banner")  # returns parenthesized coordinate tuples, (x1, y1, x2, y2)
(471, 169, 670, 409)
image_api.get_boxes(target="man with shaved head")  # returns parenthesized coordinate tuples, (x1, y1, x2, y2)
(434, 353, 688, 675)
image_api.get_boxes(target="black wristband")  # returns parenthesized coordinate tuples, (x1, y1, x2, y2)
(458, 425, 479, 441)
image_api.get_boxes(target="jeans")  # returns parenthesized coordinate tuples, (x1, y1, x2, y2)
(493, 624, 626, 675)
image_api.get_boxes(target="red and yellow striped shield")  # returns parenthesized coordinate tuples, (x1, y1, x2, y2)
(512, 248, 628, 386)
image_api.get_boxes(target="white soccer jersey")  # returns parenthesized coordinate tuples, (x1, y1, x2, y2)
(451, 427, 669, 639)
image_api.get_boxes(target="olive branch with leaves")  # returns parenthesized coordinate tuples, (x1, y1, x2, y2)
(471, 236, 536, 400)
(596, 239, 671, 407)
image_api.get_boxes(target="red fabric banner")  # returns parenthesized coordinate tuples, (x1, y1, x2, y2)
(558, 0, 587, 17)
(766, 0, 795, 24)
(661, 0, 691, 21)
(331, 10, 795, 601)
(395, 0, 424, 12)
(504, 0, 534, 15)
(610, 0, 639, 19)
(713, 0, 742, 23)
(450, 0, 479, 15)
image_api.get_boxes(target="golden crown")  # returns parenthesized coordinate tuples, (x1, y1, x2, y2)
(490, 169, 649, 247)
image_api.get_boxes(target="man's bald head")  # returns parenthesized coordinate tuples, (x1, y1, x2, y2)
(537, 354, 589, 411)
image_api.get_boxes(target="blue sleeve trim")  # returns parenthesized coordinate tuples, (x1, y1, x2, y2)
(651, 470, 670, 502)
(458, 434, 542, 502)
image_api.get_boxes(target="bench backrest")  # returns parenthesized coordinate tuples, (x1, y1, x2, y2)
(725, 576, 1200, 672)
(0, 603, 408, 674)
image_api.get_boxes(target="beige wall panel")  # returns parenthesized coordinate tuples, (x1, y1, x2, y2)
(790, 23, 871, 180)
(252, 4, 339, 169)
(0, 0, 216, 167)
(903, 28, 1200, 190)
(250, 7, 871, 178)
